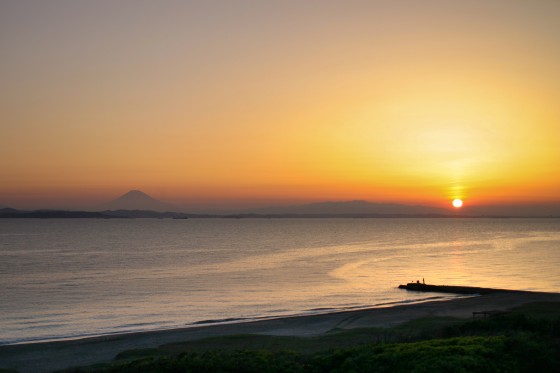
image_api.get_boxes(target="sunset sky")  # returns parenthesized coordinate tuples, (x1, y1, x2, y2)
(1, 1, 559, 211)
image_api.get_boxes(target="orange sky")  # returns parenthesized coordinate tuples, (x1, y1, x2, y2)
(1, 1, 559, 210)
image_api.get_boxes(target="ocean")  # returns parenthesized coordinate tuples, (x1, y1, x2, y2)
(1, 218, 559, 345)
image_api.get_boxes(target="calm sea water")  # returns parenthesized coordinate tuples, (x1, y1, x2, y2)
(1, 218, 559, 345)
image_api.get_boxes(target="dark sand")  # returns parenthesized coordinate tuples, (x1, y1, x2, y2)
(2, 291, 560, 373)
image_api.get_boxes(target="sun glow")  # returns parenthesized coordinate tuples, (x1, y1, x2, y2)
(452, 199, 463, 208)
(1, 2, 560, 210)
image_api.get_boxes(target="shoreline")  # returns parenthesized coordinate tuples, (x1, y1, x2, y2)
(2, 290, 559, 373)
(2, 294, 460, 347)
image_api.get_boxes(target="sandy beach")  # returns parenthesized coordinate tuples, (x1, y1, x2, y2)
(2, 290, 559, 373)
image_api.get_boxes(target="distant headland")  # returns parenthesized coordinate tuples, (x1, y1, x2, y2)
(1, 190, 559, 219)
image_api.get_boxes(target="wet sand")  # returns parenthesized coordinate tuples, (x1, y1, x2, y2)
(2, 291, 559, 373)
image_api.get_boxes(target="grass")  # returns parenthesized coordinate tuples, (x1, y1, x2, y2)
(54, 302, 560, 372)
(510, 301, 560, 318)
(113, 316, 465, 361)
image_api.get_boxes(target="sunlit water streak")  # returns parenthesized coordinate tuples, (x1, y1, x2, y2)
(1, 218, 559, 345)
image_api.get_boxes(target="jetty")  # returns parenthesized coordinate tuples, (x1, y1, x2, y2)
(398, 282, 528, 295)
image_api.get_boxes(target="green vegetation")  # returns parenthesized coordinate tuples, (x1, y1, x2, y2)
(60, 302, 560, 373)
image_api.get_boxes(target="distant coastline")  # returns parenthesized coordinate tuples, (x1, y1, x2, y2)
(1, 208, 559, 219)
(5, 190, 558, 218)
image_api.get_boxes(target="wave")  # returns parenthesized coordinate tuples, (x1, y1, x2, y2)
(0, 293, 473, 346)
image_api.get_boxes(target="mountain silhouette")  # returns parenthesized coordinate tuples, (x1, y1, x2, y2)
(100, 190, 175, 212)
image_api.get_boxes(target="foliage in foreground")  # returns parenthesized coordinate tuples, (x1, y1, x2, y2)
(63, 303, 560, 373)
(68, 334, 559, 373)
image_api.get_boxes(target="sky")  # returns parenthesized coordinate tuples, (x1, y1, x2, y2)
(1, 0, 559, 212)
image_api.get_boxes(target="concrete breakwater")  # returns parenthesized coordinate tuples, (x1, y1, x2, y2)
(398, 283, 529, 295)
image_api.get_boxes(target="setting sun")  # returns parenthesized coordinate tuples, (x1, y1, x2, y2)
(452, 199, 463, 208)
(3, 3, 560, 371)
(1, 1, 559, 214)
